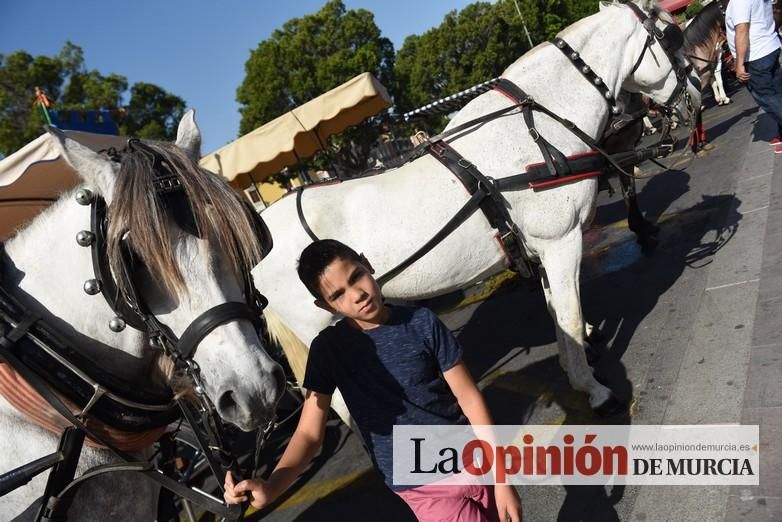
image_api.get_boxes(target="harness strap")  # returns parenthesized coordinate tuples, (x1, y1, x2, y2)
(376, 181, 486, 286)
(0, 313, 38, 349)
(551, 38, 620, 114)
(177, 302, 259, 360)
(397, 102, 528, 166)
(296, 188, 320, 242)
(428, 141, 532, 277)
(35, 428, 85, 522)
(494, 79, 572, 179)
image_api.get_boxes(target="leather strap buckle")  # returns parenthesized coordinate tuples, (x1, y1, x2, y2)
(528, 128, 541, 142)
(429, 141, 448, 157)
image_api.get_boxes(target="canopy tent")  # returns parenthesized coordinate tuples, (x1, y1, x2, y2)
(657, 0, 697, 14)
(0, 130, 126, 240)
(199, 72, 392, 182)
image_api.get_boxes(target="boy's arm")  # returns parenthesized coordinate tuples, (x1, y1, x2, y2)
(444, 361, 523, 522)
(224, 390, 331, 509)
(443, 361, 491, 424)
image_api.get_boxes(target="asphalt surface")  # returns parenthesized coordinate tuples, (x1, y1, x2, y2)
(232, 85, 780, 522)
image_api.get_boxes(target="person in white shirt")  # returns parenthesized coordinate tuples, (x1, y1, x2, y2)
(726, 0, 782, 147)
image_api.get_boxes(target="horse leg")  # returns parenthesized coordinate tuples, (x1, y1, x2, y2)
(618, 172, 658, 253)
(540, 267, 600, 371)
(711, 78, 724, 105)
(714, 53, 730, 104)
(539, 233, 620, 413)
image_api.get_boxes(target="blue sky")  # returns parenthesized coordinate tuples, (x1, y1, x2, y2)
(0, 1, 478, 154)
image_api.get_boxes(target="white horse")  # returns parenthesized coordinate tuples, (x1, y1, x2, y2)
(256, 0, 701, 426)
(0, 112, 284, 519)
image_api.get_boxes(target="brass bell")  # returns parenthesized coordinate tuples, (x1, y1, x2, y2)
(109, 316, 126, 332)
(83, 279, 101, 295)
(75, 188, 94, 206)
(76, 230, 95, 247)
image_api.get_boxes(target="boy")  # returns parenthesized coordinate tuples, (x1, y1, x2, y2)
(224, 239, 522, 521)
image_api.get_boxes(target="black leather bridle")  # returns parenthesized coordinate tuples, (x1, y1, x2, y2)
(623, 1, 693, 109)
(87, 137, 274, 483)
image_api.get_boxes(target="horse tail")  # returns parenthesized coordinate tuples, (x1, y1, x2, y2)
(264, 307, 309, 385)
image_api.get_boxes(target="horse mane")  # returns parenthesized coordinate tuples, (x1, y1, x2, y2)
(683, 2, 725, 53)
(106, 140, 264, 299)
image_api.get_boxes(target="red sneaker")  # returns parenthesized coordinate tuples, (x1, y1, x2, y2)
(769, 137, 782, 146)
(774, 144, 782, 154)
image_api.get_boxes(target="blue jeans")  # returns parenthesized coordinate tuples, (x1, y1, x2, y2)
(746, 48, 782, 136)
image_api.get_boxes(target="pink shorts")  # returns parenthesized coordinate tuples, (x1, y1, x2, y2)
(396, 483, 500, 522)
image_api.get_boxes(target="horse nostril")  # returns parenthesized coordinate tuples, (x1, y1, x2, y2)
(217, 390, 237, 415)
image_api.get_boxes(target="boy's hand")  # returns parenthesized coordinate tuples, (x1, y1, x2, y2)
(223, 471, 247, 504)
(495, 484, 522, 522)
(224, 472, 277, 509)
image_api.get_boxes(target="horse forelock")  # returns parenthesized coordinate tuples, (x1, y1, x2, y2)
(106, 140, 263, 300)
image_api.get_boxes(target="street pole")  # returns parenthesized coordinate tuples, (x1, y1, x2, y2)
(511, 0, 535, 50)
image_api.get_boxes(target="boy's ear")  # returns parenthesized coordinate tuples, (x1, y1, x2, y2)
(314, 299, 334, 313)
(358, 253, 375, 275)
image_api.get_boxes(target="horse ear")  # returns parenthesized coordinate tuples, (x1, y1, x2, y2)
(46, 125, 117, 197)
(176, 109, 201, 161)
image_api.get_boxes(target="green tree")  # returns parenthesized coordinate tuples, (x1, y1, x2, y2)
(0, 51, 65, 155)
(120, 82, 185, 140)
(0, 42, 186, 156)
(237, 0, 394, 174)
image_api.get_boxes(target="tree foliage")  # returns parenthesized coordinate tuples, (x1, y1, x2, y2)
(0, 42, 185, 156)
(237, 0, 394, 174)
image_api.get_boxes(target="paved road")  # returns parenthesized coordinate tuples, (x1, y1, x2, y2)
(238, 86, 780, 522)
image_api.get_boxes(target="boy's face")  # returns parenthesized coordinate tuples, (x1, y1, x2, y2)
(315, 256, 385, 326)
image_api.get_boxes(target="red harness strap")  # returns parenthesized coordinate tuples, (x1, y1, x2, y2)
(0, 362, 166, 451)
(523, 151, 603, 190)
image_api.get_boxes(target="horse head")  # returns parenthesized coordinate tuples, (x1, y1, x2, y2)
(31, 112, 285, 432)
(683, 2, 728, 88)
(607, 0, 702, 126)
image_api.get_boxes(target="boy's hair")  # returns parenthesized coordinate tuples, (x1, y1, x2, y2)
(297, 239, 364, 300)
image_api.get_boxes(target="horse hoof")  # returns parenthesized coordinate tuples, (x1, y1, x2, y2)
(593, 395, 627, 417)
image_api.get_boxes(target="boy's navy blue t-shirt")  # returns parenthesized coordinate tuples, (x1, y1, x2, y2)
(303, 304, 466, 490)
